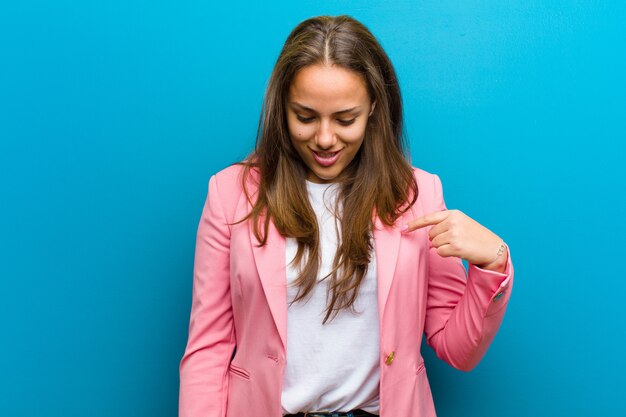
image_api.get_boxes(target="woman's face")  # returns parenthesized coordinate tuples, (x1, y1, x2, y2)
(286, 63, 375, 184)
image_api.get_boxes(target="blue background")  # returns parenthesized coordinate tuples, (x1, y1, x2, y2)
(2, 1, 625, 416)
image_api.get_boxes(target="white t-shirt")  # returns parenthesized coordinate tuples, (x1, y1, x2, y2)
(281, 180, 380, 415)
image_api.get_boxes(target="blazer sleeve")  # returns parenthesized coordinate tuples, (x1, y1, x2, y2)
(423, 173, 514, 372)
(179, 174, 235, 417)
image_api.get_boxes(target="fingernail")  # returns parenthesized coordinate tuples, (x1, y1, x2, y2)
(401, 223, 409, 232)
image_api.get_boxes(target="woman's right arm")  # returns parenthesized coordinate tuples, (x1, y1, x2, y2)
(179, 174, 235, 417)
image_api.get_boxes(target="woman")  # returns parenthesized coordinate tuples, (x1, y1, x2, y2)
(179, 15, 514, 417)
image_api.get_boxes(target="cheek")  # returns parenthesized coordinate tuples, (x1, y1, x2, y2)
(341, 123, 368, 143)
(289, 125, 315, 141)
(287, 112, 316, 139)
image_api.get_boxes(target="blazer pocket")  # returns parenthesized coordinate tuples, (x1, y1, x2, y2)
(229, 363, 251, 380)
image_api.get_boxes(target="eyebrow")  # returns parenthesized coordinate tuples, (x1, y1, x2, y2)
(289, 102, 362, 115)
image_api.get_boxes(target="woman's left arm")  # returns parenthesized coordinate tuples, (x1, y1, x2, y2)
(402, 173, 514, 371)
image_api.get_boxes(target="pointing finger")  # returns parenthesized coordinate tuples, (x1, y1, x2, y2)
(401, 210, 449, 233)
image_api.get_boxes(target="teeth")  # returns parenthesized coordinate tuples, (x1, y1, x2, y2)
(316, 151, 338, 158)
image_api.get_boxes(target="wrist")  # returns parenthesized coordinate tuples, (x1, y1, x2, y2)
(474, 241, 507, 271)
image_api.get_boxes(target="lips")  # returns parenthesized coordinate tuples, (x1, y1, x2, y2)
(311, 148, 342, 167)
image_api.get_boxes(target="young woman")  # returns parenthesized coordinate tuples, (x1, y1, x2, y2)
(179, 15, 514, 417)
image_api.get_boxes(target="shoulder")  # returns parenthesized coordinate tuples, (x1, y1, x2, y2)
(409, 166, 445, 213)
(411, 166, 442, 191)
(211, 162, 259, 190)
(411, 166, 435, 181)
(207, 162, 259, 217)
(213, 162, 245, 184)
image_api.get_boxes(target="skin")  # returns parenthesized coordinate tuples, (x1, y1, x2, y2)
(402, 210, 509, 273)
(285, 63, 508, 273)
(286, 62, 375, 184)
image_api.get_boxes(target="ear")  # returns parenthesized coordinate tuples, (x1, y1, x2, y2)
(369, 100, 377, 116)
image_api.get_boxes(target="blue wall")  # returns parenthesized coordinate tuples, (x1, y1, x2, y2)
(2, 1, 625, 416)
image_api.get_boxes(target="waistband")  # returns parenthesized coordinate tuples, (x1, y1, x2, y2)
(284, 410, 377, 417)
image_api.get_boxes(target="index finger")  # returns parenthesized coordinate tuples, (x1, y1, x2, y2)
(401, 210, 448, 233)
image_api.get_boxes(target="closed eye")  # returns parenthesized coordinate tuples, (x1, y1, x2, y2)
(337, 118, 356, 126)
(296, 115, 357, 126)
(296, 115, 315, 123)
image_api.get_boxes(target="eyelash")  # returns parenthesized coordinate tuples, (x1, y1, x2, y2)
(296, 115, 356, 126)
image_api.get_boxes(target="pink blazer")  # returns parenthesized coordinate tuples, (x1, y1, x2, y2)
(179, 164, 514, 417)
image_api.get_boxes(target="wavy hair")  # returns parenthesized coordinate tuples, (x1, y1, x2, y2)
(235, 15, 418, 323)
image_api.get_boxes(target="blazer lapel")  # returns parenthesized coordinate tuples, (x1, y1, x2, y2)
(248, 205, 401, 352)
(249, 216, 288, 351)
(373, 217, 401, 320)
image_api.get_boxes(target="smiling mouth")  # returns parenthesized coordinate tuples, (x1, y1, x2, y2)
(310, 148, 342, 167)
(312, 150, 340, 158)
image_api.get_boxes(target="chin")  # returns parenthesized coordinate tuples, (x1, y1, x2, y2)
(311, 169, 340, 183)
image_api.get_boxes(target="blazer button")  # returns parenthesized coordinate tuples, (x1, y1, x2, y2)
(385, 351, 395, 366)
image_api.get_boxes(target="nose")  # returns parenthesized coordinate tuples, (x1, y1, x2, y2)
(315, 119, 337, 150)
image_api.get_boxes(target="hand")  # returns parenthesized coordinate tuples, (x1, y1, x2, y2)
(402, 209, 506, 269)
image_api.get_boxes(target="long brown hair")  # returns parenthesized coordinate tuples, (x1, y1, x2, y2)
(236, 15, 418, 323)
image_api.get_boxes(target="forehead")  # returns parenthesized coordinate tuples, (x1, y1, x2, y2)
(288, 63, 370, 110)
